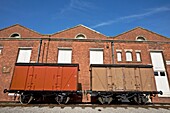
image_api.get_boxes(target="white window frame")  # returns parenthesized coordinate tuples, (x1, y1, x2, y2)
(17, 48, 32, 63)
(90, 48, 103, 64)
(9, 32, 21, 38)
(126, 51, 132, 61)
(0, 46, 3, 55)
(136, 52, 141, 62)
(57, 48, 72, 63)
(136, 35, 146, 41)
(117, 52, 122, 62)
(75, 33, 86, 39)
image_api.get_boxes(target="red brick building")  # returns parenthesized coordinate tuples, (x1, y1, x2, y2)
(0, 24, 170, 103)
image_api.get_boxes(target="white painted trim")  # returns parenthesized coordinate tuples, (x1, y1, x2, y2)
(79, 24, 106, 36)
(30, 61, 36, 63)
(9, 32, 21, 38)
(149, 49, 163, 52)
(18, 47, 33, 49)
(124, 49, 133, 52)
(58, 47, 72, 50)
(135, 50, 141, 52)
(75, 33, 87, 39)
(166, 61, 170, 65)
(116, 49, 122, 52)
(53, 24, 106, 37)
(136, 35, 147, 41)
(90, 48, 104, 51)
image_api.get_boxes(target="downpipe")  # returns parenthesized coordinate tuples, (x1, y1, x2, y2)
(37, 39, 42, 63)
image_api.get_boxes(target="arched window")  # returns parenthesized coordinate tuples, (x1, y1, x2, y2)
(136, 36, 146, 41)
(126, 51, 132, 61)
(136, 52, 141, 62)
(10, 33, 21, 38)
(75, 34, 86, 39)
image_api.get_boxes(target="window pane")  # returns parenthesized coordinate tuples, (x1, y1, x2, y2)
(136, 52, 141, 61)
(58, 49, 72, 63)
(76, 34, 86, 39)
(90, 50, 103, 64)
(154, 72, 159, 76)
(160, 71, 165, 76)
(17, 49, 32, 63)
(117, 52, 122, 61)
(126, 52, 132, 61)
(0, 49, 2, 54)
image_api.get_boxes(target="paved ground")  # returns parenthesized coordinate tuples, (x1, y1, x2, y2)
(0, 106, 169, 113)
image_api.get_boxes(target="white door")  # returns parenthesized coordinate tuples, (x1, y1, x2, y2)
(17, 49, 32, 63)
(90, 49, 103, 64)
(150, 52, 170, 97)
(58, 49, 72, 63)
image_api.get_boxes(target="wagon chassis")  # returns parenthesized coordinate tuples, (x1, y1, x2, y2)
(88, 91, 163, 105)
(4, 89, 82, 104)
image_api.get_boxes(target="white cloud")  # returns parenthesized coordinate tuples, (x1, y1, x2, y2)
(59, 0, 93, 14)
(92, 6, 170, 28)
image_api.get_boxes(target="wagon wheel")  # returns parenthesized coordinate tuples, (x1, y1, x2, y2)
(19, 93, 33, 104)
(98, 96, 113, 104)
(131, 95, 147, 105)
(55, 95, 70, 104)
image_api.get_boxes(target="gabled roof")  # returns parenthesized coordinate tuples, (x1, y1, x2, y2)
(0, 24, 43, 35)
(52, 24, 106, 37)
(110, 27, 170, 40)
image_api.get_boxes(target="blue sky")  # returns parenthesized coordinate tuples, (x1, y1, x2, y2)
(0, 0, 170, 37)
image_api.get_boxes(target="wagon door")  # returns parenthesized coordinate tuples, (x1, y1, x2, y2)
(123, 68, 136, 91)
(139, 68, 156, 91)
(10, 66, 29, 90)
(91, 67, 108, 91)
(111, 67, 124, 91)
(133, 68, 142, 91)
(61, 66, 78, 91)
(44, 66, 62, 90)
(25, 66, 46, 90)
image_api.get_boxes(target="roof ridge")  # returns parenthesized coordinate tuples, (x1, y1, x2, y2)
(109, 27, 141, 38)
(52, 24, 106, 37)
(138, 27, 170, 39)
(0, 24, 43, 35)
(110, 26, 170, 40)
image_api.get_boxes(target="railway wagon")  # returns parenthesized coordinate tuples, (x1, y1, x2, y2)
(4, 63, 80, 104)
(89, 64, 162, 104)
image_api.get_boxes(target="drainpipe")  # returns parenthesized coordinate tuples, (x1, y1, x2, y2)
(45, 38, 50, 63)
(37, 39, 42, 63)
(42, 42, 46, 63)
(111, 42, 114, 64)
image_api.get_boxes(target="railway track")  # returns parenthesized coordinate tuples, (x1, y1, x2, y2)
(0, 103, 170, 109)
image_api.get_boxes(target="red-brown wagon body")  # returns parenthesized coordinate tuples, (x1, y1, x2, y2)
(5, 63, 80, 104)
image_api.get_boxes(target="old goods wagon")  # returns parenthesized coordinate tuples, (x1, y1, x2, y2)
(4, 63, 80, 104)
(89, 64, 162, 104)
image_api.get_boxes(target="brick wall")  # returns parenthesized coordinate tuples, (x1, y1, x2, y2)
(0, 24, 43, 38)
(0, 40, 40, 101)
(0, 24, 170, 103)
